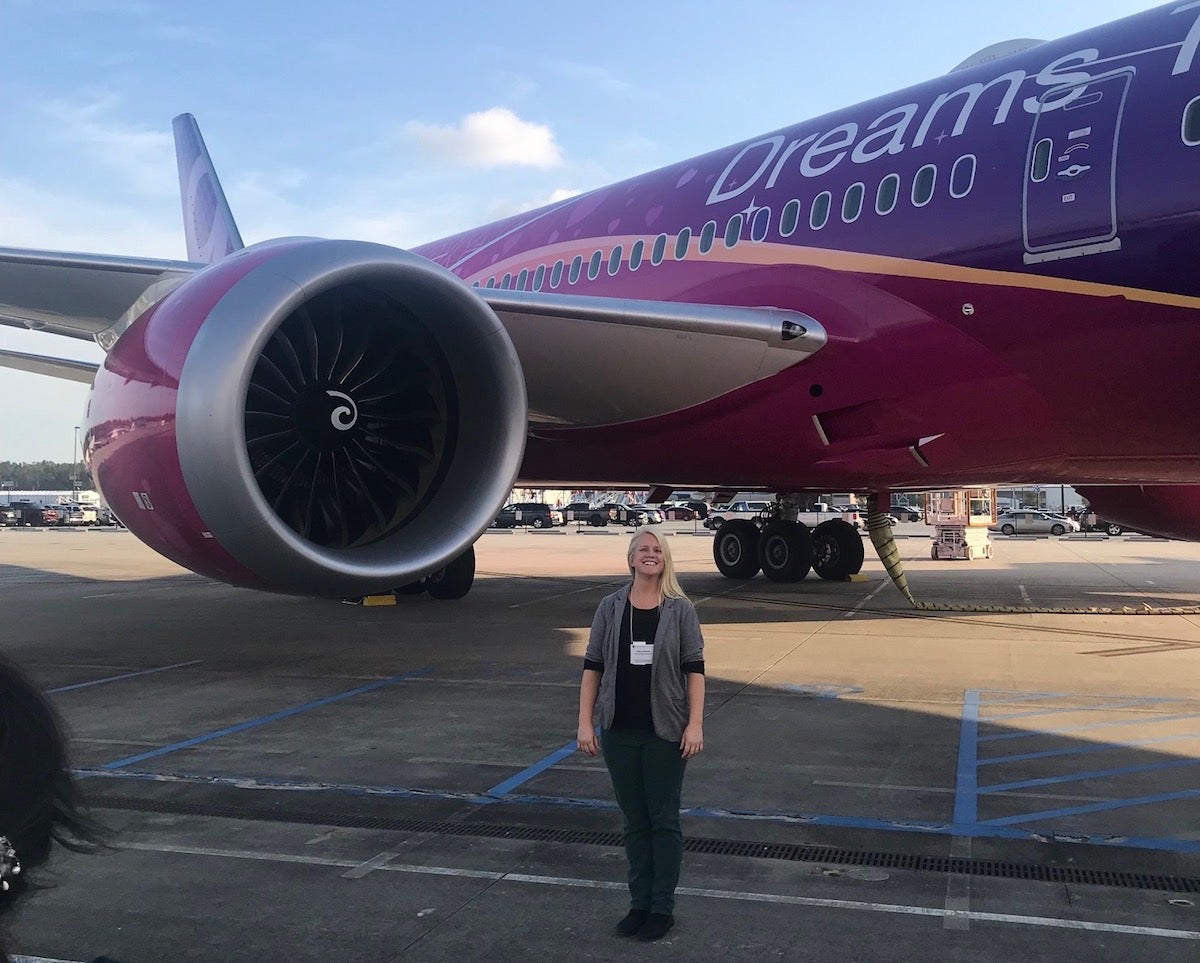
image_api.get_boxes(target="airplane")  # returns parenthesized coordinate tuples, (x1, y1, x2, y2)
(4, 2, 1200, 602)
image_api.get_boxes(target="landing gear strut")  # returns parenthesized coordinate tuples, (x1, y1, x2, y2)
(388, 545, 476, 600)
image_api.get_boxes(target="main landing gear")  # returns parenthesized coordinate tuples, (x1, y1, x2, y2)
(359, 545, 476, 603)
(713, 515, 864, 582)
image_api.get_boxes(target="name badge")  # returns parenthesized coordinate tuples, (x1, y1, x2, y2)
(630, 642, 654, 666)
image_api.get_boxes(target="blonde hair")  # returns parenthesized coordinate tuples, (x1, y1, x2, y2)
(626, 525, 687, 600)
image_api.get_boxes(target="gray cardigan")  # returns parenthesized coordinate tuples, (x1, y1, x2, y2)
(584, 584, 705, 742)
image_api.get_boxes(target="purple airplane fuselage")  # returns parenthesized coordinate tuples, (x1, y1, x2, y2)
(413, 2, 1200, 492)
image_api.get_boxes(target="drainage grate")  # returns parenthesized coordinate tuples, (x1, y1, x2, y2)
(88, 795, 1199, 894)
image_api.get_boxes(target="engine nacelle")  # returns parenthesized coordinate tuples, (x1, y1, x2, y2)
(84, 238, 527, 596)
(1077, 485, 1200, 541)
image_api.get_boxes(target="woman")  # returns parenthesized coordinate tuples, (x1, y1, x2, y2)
(577, 526, 705, 942)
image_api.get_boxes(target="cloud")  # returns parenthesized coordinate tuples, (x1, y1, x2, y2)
(404, 108, 563, 169)
(43, 96, 175, 198)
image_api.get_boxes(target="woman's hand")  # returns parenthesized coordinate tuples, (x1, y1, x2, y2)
(680, 722, 704, 759)
(577, 723, 599, 756)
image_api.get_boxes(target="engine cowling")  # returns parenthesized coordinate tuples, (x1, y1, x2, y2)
(84, 238, 527, 596)
(1077, 485, 1200, 541)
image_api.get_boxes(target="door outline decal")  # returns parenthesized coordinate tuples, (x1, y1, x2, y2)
(1023, 67, 1135, 265)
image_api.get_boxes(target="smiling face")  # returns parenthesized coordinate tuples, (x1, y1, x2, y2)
(628, 532, 664, 581)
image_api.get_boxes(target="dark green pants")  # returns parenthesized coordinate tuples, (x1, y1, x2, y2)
(600, 727, 687, 914)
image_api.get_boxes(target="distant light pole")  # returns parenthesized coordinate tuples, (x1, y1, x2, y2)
(72, 425, 81, 492)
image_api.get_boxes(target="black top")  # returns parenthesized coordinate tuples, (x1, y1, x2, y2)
(610, 600, 658, 731)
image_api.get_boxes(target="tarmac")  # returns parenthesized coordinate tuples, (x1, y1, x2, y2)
(1, 522, 1198, 961)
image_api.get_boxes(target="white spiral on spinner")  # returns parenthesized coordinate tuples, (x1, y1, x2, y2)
(326, 390, 358, 431)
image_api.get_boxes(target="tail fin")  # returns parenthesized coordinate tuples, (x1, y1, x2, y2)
(172, 113, 245, 264)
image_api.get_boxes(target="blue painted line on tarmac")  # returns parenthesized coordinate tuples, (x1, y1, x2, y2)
(979, 757, 1200, 794)
(953, 690, 980, 826)
(47, 660, 203, 693)
(978, 731, 1200, 766)
(979, 712, 1200, 742)
(987, 698, 1168, 721)
(74, 767, 1200, 853)
(980, 788, 1200, 827)
(100, 668, 432, 770)
(487, 740, 580, 797)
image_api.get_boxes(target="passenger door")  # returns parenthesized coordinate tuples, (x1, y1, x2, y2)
(1023, 68, 1134, 264)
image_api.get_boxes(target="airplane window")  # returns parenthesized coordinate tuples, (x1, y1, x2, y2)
(472, 281, 480, 287)
(724, 213, 743, 247)
(780, 199, 801, 237)
(810, 191, 832, 230)
(651, 233, 668, 265)
(842, 183, 864, 223)
(569, 255, 583, 284)
(533, 264, 546, 291)
(550, 260, 564, 288)
(751, 207, 770, 242)
(588, 250, 603, 280)
(629, 239, 645, 270)
(674, 227, 691, 260)
(1183, 96, 1200, 146)
(516, 269, 529, 290)
(950, 155, 976, 198)
(912, 165, 937, 207)
(699, 220, 717, 254)
(1030, 139, 1052, 182)
(876, 174, 900, 215)
(485, 277, 496, 288)
(608, 245, 623, 275)
(501, 272, 512, 289)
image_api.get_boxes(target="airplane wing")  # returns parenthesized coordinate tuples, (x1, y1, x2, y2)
(0, 347, 98, 383)
(0, 247, 825, 424)
(0, 247, 195, 349)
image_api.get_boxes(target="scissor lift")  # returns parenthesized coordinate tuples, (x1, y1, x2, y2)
(924, 489, 996, 560)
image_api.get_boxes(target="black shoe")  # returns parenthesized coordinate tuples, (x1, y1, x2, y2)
(637, 912, 674, 941)
(615, 909, 648, 937)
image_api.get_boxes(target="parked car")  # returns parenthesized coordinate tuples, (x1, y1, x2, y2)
(704, 500, 773, 529)
(658, 503, 697, 521)
(1080, 513, 1133, 536)
(0, 501, 46, 526)
(630, 504, 665, 524)
(989, 510, 1080, 536)
(56, 503, 98, 526)
(40, 506, 60, 525)
(890, 504, 922, 522)
(492, 502, 560, 529)
(562, 502, 608, 526)
(603, 503, 650, 526)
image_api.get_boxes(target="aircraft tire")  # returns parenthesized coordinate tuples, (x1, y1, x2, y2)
(393, 581, 427, 596)
(713, 520, 761, 579)
(811, 519, 865, 580)
(758, 521, 812, 582)
(426, 546, 475, 600)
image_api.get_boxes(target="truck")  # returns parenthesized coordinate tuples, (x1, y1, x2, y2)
(705, 501, 863, 532)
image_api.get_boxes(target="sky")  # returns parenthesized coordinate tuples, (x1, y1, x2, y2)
(0, 0, 1163, 463)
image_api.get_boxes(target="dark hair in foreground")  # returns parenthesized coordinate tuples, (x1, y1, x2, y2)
(0, 657, 98, 962)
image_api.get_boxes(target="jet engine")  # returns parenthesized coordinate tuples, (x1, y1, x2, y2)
(84, 238, 527, 597)
(1076, 485, 1200, 542)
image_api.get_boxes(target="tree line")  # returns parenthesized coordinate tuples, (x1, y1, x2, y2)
(0, 461, 89, 491)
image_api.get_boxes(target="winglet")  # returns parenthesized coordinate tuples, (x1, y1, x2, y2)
(172, 113, 245, 264)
